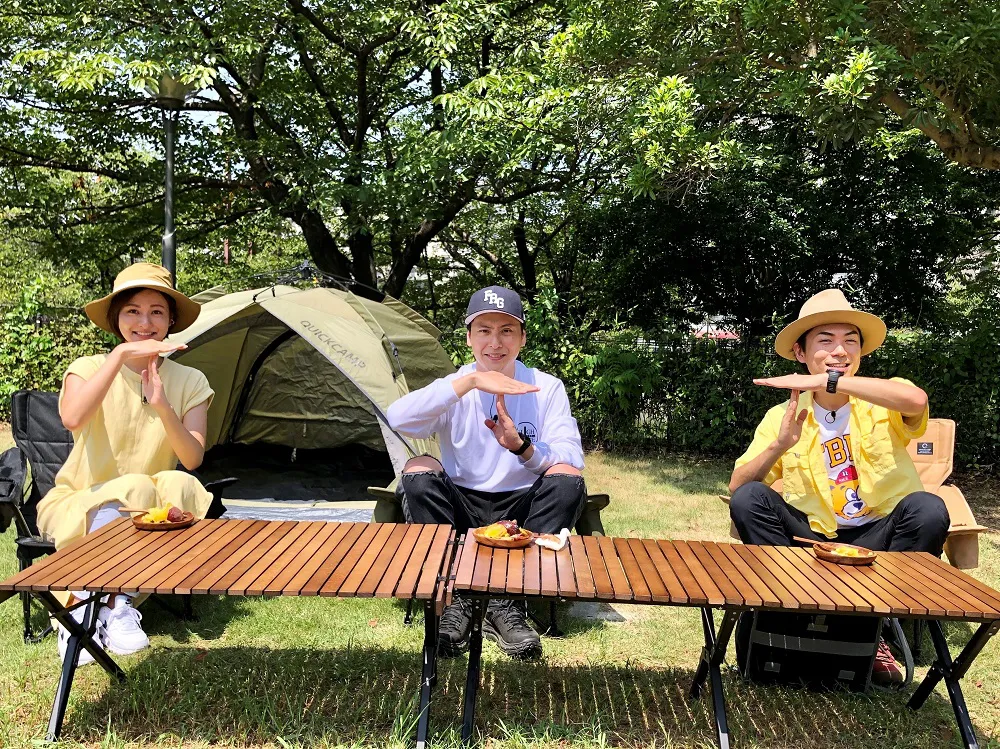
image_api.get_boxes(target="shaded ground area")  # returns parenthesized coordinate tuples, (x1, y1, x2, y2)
(198, 442, 395, 503)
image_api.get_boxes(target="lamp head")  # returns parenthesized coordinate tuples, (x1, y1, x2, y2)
(147, 73, 194, 110)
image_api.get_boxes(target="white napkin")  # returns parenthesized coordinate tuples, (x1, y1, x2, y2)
(534, 527, 571, 551)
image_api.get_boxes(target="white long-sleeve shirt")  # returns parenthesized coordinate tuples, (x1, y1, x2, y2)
(387, 361, 585, 492)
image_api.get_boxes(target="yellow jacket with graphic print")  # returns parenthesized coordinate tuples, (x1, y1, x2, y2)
(734, 378, 928, 538)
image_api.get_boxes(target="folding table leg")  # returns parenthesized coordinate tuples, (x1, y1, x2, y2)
(36, 592, 125, 682)
(37, 592, 126, 741)
(689, 607, 737, 749)
(416, 601, 438, 749)
(908, 620, 1000, 749)
(461, 598, 487, 746)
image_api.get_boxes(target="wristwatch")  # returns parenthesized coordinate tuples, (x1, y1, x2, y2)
(826, 369, 842, 394)
(510, 430, 532, 456)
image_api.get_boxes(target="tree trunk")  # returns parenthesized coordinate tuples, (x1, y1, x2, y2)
(881, 91, 1000, 169)
(292, 206, 353, 278)
(382, 181, 476, 297)
(512, 209, 537, 301)
(348, 228, 378, 289)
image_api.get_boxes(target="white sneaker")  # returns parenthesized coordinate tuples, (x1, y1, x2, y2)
(56, 607, 105, 667)
(99, 596, 150, 655)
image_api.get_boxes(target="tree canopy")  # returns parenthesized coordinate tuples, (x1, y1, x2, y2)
(2, 0, 999, 317)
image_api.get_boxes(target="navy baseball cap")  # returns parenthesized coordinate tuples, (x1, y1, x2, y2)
(465, 286, 525, 325)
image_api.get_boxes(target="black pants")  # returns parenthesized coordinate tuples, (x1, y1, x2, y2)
(730, 481, 950, 555)
(399, 469, 586, 534)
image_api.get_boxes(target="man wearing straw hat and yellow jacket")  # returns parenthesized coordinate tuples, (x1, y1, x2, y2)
(729, 289, 949, 684)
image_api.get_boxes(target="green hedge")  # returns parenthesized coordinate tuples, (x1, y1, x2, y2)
(0, 279, 110, 417)
(604, 331, 998, 472)
(510, 291, 1000, 472)
(4, 283, 997, 472)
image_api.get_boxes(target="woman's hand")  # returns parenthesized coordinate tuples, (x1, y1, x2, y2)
(141, 356, 170, 410)
(114, 339, 186, 364)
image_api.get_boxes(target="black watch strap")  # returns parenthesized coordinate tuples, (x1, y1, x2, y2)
(826, 370, 842, 394)
(511, 430, 532, 456)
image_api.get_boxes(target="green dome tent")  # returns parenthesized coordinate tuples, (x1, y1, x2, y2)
(166, 284, 455, 500)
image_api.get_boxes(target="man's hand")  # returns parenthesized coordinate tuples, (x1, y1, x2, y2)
(472, 370, 540, 395)
(776, 389, 808, 450)
(753, 373, 827, 391)
(484, 394, 526, 451)
(453, 369, 540, 399)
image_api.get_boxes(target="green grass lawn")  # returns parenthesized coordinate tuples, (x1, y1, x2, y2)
(2, 426, 1000, 748)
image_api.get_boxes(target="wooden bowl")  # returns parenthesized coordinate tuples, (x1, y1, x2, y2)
(472, 526, 534, 549)
(132, 511, 196, 531)
(812, 541, 877, 566)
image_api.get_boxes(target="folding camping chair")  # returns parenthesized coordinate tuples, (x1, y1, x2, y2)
(1, 390, 236, 643)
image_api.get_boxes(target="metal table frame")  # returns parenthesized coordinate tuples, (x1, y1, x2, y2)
(31, 589, 442, 746)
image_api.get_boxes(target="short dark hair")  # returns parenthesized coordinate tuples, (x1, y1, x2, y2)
(795, 325, 864, 353)
(107, 288, 176, 342)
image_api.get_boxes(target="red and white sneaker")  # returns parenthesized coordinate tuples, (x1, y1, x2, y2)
(872, 639, 903, 685)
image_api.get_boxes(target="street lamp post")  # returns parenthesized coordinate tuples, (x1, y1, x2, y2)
(149, 74, 193, 286)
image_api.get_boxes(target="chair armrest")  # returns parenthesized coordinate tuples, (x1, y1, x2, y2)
(367, 486, 399, 502)
(204, 477, 238, 494)
(0, 446, 26, 504)
(15, 535, 56, 552)
(586, 493, 611, 511)
(0, 479, 18, 504)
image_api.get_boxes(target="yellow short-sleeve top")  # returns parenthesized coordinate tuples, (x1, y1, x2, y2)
(39, 354, 214, 507)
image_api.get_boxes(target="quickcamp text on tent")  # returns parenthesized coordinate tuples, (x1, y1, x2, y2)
(300, 319, 367, 371)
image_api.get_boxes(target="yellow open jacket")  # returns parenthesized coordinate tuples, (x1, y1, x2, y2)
(734, 379, 929, 538)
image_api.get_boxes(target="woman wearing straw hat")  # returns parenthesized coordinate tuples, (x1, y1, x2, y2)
(728, 288, 950, 684)
(37, 263, 217, 665)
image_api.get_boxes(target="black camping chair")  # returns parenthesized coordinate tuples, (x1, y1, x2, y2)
(1, 390, 236, 643)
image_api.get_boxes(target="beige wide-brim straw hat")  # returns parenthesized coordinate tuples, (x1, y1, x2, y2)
(85, 263, 200, 334)
(774, 288, 887, 360)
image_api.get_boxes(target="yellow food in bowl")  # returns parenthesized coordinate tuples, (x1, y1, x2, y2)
(141, 506, 170, 523)
(831, 545, 864, 557)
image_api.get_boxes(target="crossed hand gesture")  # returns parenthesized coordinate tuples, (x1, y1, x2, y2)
(484, 394, 527, 451)
(776, 389, 808, 450)
(141, 355, 170, 410)
(472, 370, 539, 451)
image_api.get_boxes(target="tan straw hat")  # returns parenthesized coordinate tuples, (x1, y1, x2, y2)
(774, 288, 886, 360)
(85, 263, 200, 334)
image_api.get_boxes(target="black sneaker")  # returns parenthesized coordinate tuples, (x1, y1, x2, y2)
(484, 599, 542, 660)
(438, 599, 473, 657)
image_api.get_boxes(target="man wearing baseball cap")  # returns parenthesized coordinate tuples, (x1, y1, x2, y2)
(729, 288, 949, 684)
(387, 285, 586, 659)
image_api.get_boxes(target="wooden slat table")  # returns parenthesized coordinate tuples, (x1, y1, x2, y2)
(450, 534, 1000, 749)
(0, 519, 456, 746)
